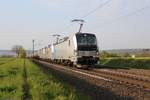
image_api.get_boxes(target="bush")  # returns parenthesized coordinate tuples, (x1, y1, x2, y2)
(101, 58, 150, 69)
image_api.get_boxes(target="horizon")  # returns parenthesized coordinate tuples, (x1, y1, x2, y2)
(1, 48, 150, 51)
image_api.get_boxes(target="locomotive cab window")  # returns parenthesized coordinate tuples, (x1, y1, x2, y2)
(76, 33, 98, 51)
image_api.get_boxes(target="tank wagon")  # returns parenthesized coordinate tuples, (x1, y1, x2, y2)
(37, 33, 99, 68)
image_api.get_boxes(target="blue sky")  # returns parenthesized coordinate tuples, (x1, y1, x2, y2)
(0, 0, 150, 50)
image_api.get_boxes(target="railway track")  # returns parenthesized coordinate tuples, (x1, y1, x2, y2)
(97, 68, 150, 79)
(65, 66, 150, 98)
(115, 69, 150, 78)
(34, 59, 150, 100)
(63, 65, 150, 100)
(91, 68, 150, 90)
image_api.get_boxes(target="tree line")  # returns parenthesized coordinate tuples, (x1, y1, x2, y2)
(100, 51, 150, 58)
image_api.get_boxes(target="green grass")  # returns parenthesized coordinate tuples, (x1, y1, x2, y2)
(26, 60, 90, 100)
(0, 57, 14, 65)
(100, 58, 150, 69)
(0, 58, 90, 100)
(0, 59, 23, 100)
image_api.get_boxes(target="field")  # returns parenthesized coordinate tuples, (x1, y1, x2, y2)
(0, 57, 14, 65)
(0, 58, 90, 100)
(100, 57, 150, 69)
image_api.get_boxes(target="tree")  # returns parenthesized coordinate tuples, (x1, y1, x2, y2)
(12, 45, 26, 58)
(19, 48, 26, 58)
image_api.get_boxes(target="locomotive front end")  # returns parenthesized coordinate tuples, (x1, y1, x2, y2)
(75, 33, 99, 65)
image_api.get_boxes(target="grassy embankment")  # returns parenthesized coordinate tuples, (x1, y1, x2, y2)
(0, 58, 23, 99)
(0, 58, 90, 100)
(100, 57, 150, 69)
(27, 59, 90, 100)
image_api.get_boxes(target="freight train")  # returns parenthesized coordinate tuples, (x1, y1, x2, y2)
(35, 32, 99, 68)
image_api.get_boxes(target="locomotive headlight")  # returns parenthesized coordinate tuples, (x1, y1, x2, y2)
(97, 52, 99, 56)
(97, 52, 99, 55)
(96, 50, 99, 56)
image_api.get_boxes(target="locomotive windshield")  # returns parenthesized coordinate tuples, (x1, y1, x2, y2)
(76, 33, 98, 51)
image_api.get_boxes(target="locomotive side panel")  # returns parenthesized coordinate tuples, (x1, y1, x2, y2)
(68, 35, 77, 64)
(54, 39, 70, 60)
(53, 35, 77, 64)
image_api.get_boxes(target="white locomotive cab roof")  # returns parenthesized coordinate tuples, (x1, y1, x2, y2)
(53, 32, 96, 46)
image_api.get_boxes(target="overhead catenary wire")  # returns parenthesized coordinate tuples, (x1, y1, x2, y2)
(59, 1, 150, 34)
(91, 5, 150, 31)
(60, 0, 112, 34)
(81, 0, 112, 18)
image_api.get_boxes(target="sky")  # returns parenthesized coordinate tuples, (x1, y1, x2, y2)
(0, 0, 150, 50)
